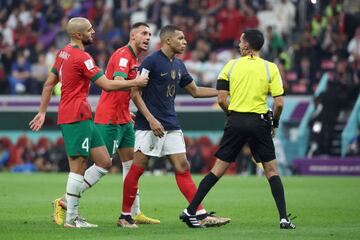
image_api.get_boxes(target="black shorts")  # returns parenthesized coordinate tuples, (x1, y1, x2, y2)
(214, 112, 276, 163)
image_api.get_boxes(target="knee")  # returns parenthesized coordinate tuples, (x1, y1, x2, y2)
(98, 160, 112, 170)
(210, 159, 229, 178)
(133, 156, 148, 168)
(264, 168, 278, 179)
(211, 167, 224, 178)
(175, 161, 190, 173)
(104, 160, 112, 170)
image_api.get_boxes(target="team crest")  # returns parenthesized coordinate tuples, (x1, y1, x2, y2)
(171, 69, 176, 80)
(149, 144, 154, 151)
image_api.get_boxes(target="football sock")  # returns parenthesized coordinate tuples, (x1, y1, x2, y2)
(175, 170, 204, 213)
(268, 175, 287, 220)
(66, 172, 83, 222)
(186, 172, 219, 215)
(122, 160, 141, 216)
(122, 164, 144, 214)
(79, 164, 108, 194)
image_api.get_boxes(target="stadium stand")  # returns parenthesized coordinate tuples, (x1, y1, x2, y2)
(0, 0, 359, 174)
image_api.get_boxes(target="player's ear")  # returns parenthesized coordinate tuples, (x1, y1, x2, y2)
(130, 30, 136, 40)
(166, 37, 171, 45)
(243, 42, 249, 50)
(73, 32, 82, 40)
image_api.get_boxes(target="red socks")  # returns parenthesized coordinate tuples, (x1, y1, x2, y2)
(175, 170, 204, 211)
(122, 164, 144, 213)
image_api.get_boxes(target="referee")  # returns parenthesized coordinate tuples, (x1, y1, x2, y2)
(180, 29, 296, 229)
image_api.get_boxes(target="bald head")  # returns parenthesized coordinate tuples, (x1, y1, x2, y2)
(66, 17, 95, 46)
(66, 17, 91, 37)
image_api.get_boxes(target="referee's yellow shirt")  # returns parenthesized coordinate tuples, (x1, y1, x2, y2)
(217, 56, 284, 114)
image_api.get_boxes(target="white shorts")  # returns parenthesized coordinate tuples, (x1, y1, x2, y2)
(134, 130, 186, 157)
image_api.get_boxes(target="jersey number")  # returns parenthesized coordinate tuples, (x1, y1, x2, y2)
(82, 138, 89, 152)
(59, 65, 63, 82)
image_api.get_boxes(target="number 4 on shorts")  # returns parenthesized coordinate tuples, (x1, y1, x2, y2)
(82, 138, 89, 152)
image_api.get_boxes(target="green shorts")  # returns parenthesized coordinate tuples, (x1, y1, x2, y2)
(60, 120, 105, 157)
(95, 122, 135, 156)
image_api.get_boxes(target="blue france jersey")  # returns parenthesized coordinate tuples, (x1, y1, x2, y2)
(135, 50, 193, 130)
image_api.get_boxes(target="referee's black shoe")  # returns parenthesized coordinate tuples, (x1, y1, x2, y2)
(179, 209, 204, 228)
(280, 214, 296, 229)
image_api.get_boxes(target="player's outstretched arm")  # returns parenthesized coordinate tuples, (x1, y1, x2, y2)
(183, 81, 218, 98)
(95, 73, 148, 91)
(131, 87, 165, 138)
(29, 72, 58, 131)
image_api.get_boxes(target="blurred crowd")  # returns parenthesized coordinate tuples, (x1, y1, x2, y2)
(1, 135, 285, 175)
(0, 0, 359, 95)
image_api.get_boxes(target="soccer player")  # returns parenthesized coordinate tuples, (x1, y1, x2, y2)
(29, 17, 148, 228)
(94, 22, 159, 225)
(118, 25, 230, 228)
(180, 29, 296, 229)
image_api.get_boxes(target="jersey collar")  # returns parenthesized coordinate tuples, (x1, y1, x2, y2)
(127, 44, 137, 58)
(159, 49, 174, 62)
(71, 44, 81, 49)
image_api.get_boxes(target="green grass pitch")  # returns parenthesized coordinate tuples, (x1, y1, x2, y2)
(0, 173, 359, 240)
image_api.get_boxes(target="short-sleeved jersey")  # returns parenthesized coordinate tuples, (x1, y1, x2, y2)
(51, 44, 103, 124)
(217, 56, 284, 114)
(134, 50, 193, 130)
(94, 45, 138, 124)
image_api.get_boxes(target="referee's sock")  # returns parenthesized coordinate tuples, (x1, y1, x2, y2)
(268, 175, 287, 220)
(186, 172, 219, 215)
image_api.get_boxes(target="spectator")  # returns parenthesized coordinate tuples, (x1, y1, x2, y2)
(146, 0, 165, 29)
(31, 53, 48, 94)
(308, 81, 346, 156)
(0, 62, 8, 94)
(8, 53, 31, 95)
(0, 140, 9, 170)
(185, 137, 203, 173)
(273, 0, 296, 37)
(54, 17, 70, 50)
(184, 50, 202, 84)
(87, 0, 105, 27)
(347, 27, 360, 64)
(216, 0, 245, 47)
(201, 52, 223, 87)
(296, 57, 317, 93)
(263, 25, 285, 61)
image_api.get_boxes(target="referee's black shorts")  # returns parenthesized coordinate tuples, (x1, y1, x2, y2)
(214, 112, 276, 163)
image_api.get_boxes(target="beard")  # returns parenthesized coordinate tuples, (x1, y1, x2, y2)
(82, 38, 93, 46)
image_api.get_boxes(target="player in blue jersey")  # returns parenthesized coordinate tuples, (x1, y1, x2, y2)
(118, 25, 231, 228)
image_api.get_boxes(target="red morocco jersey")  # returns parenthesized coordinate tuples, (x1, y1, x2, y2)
(51, 44, 103, 124)
(94, 45, 139, 124)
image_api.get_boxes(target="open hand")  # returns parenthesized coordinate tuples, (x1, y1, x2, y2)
(29, 112, 46, 131)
